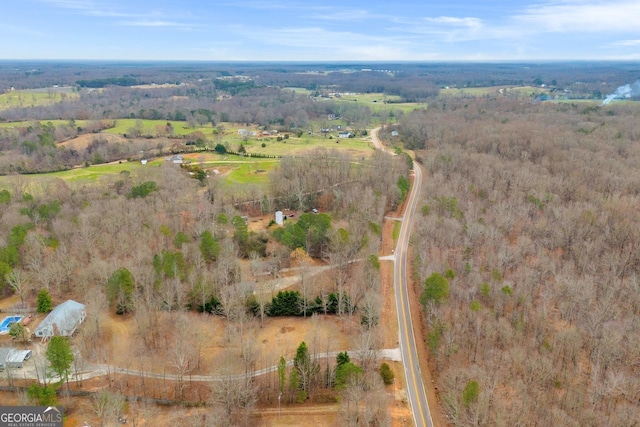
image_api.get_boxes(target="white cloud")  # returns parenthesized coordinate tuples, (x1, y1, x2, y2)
(234, 26, 374, 48)
(388, 15, 519, 43)
(384, 1, 640, 52)
(40, 0, 136, 18)
(423, 16, 483, 29)
(311, 8, 380, 22)
(40, 0, 198, 29)
(515, 0, 640, 32)
(119, 20, 191, 28)
(219, 0, 299, 10)
(224, 25, 428, 60)
(40, 0, 94, 9)
(611, 39, 640, 47)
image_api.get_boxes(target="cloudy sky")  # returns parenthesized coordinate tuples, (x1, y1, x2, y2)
(2, 0, 639, 61)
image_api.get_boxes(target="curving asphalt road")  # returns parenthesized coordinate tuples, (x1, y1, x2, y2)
(372, 128, 434, 427)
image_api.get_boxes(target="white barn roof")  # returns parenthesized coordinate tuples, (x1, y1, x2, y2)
(0, 347, 32, 369)
(34, 300, 86, 338)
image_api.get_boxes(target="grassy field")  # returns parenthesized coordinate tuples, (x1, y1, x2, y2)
(0, 118, 215, 136)
(0, 119, 88, 129)
(284, 87, 314, 95)
(0, 134, 376, 191)
(0, 89, 79, 110)
(370, 101, 427, 116)
(334, 92, 403, 103)
(16, 161, 149, 186)
(331, 92, 427, 116)
(0, 124, 376, 192)
(239, 134, 373, 156)
(102, 119, 375, 156)
(104, 118, 216, 137)
(0, 89, 410, 191)
(0, 154, 279, 190)
(50, 161, 152, 181)
(216, 160, 278, 187)
(439, 85, 550, 99)
(283, 88, 427, 121)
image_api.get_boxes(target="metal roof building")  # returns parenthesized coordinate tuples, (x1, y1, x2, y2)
(34, 300, 86, 340)
(0, 347, 32, 369)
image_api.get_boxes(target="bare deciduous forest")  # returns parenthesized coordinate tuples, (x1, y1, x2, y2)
(407, 98, 640, 426)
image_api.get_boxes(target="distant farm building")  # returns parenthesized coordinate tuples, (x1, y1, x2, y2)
(34, 300, 86, 340)
(0, 348, 32, 369)
(338, 131, 354, 138)
(164, 155, 184, 164)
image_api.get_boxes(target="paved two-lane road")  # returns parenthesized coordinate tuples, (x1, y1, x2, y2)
(372, 128, 434, 427)
(394, 161, 433, 427)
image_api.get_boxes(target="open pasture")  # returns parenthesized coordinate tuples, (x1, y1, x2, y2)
(0, 88, 79, 110)
(0, 119, 87, 129)
(103, 118, 216, 137)
(439, 85, 551, 99)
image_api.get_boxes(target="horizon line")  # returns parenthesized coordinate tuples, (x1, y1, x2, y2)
(0, 58, 637, 64)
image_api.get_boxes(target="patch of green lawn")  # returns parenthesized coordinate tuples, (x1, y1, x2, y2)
(0, 119, 87, 129)
(325, 93, 427, 123)
(284, 87, 313, 95)
(104, 119, 216, 137)
(0, 90, 79, 111)
(239, 134, 373, 157)
(392, 220, 401, 243)
(439, 85, 550, 99)
(0, 161, 147, 192)
(42, 161, 148, 183)
(335, 93, 403, 103)
(221, 161, 276, 187)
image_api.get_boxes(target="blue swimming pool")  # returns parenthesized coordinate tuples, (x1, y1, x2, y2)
(0, 315, 22, 333)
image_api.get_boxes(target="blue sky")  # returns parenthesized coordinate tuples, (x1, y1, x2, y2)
(2, 0, 639, 61)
